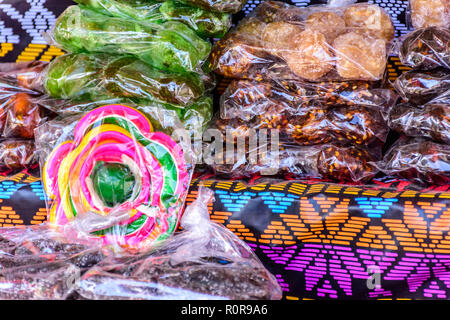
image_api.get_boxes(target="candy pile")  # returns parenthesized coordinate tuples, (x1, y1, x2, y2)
(382, 25, 450, 185)
(38, 0, 243, 139)
(206, 1, 397, 183)
(0, 62, 51, 173)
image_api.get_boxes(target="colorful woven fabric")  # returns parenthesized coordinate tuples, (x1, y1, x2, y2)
(187, 179, 450, 300)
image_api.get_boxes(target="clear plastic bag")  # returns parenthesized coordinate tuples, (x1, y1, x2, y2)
(393, 68, 450, 105)
(43, 53, 205, 107)
(0, 61, 47, 94)
(209, 1, 394, 82)
(176, 0, 248, 14)
(46, 5, 212, 73)
(205, 140, 379, 183)
(409, 0, 450, 29)
(0, 139, 36, 171)
(381, 138, 450, 185)
(75, 187, 282, 300)
(389, 103, 450, 144)
(399, 27, 450, 70)
(74, 0, 231, 39)
(35, 104, 195, 253)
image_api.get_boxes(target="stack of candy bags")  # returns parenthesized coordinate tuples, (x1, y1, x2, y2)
(0, 0, 283, 300)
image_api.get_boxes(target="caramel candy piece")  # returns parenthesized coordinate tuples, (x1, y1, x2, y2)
(305, 11, 346, 42)
(284, 29, 334, 81)
(411, 0, 450, 29)
(235, 17, 267, 45)
(4, 93, 43, 139)
(333, 32, 386, 80)
(343, 3, 395, 42)
(262, 21, 303, 52)
(0, 139, 35, 170)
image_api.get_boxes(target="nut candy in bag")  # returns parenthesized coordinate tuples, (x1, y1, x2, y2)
(409, 0, 450, 29)
(209, 1, 393, 82)
(35, 104, 194, 252)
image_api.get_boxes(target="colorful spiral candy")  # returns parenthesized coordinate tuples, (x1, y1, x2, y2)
(43, 104, 190, 250)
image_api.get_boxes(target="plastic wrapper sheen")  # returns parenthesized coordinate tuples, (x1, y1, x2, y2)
(74, 0, 231, 38)
(47, 5, 211, 73)
(209, 1, 394, 81)
(381, 138, 450, 185)
(175, 0, 248, 13)
(399, 27, 450, 70)
(35, 104, 195, 252)
(0, 188, 281, 300)
(409, 0, 450, 29)
(389, 103, 450, 144)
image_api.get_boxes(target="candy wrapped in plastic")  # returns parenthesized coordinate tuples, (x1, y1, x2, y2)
(176, 0, 248, 13)
(37, 95, 213, 140)
(47, 5, 211, 73)
(410, 0, 450, 29)
(381, 138, 450, 185)
(215, 103, 389, 147)
(75, 188, 282, 300)
(0, 61, 47, 93)
(205, 140, 379, 183)
(43, 53, 205, 107)
(74, 0, 231, 39)
(221, 78, 396, 118)
(209, 1, 393, 82)
(35, 104, 195, 253)
(399, 27, 450, 70)
(0, 224, 105, 300)
(393, 69, 450, 105)
(0, 139, 36, 171)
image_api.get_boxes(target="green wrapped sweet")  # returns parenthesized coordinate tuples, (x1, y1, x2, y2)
(74, 0, 231, 38)
(44, 53, 205, 107)
(51, 5, 211, 72)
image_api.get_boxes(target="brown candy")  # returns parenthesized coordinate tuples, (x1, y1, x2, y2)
(333, 32, 387, 80)
(4, 93, 43, 139)
(284, 29, 334, 81)
(411, 0, 450, 29)
(0, 139, 35, 170)
(343, 3, 395, 42)
(262, 21, 303, 53)
(305, 11, 346, 42)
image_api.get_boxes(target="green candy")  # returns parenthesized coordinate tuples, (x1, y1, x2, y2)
(52, 5, 211, 73)
(74, 0, 231, 38)
(92, 162, 136, 207)
(44, 53, 205, 106)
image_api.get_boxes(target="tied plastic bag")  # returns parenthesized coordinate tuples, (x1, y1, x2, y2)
(393, 68, 450, 105)
(399, 27, 450, 70)
(381, 138, 450, 186)
(204, 139, 379, 183)
(409, 0, 450, 29)
(35, 104, 195, 253)
(46, 5, 211, 73)
(0, 225, 105, 300)
(209, 1, 394, 82)
(43, 53, 205, 107)
(74, 0, 231, 39)
(389, 103, 450, 144)
(75, 187, 282, 300)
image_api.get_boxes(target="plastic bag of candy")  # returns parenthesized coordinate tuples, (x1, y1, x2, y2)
(220, 79, 397, 119)
(393, 69, 450, 105)
(42, 53, 206, 108)
(204, 138, 379, 183)
(0, 139, 36, 172)
(209, 0, 394, 82)
(174, 0, 248, 13)
(381, 137, 450, 185)
(74, 0, 231, 39)
(46, 5, 211, 73)
(75, 187, 282, 300)
(0, 61, 47, 93)
(388, 103, 449, 144)
(409, 0, 450, 29)
(399, 27, 450, 71)
(35, 104, 195, 253)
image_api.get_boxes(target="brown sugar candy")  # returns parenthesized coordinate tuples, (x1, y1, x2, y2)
(4, 93, 42, 139)
(305, 11, 346, 43)
(0, 139, 35, 170)
(343, 3, 395, 42)
(262, 21, 303, 55)
(333, 32, 387, 80)
(411, 0, 450, 29)
(284, 29, 334, 81)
